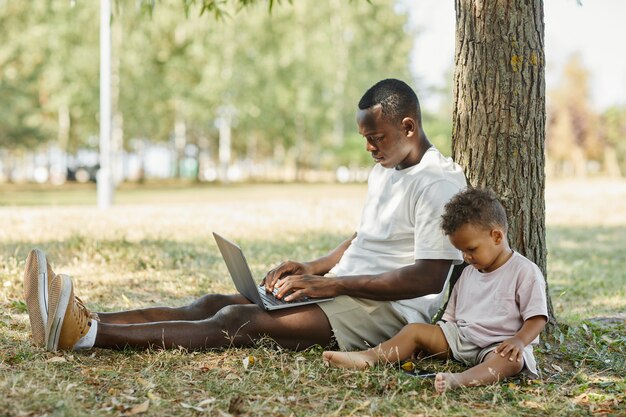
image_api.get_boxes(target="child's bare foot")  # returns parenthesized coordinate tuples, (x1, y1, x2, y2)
(322, 351, 373, 370)
(434, 372, 461, 393)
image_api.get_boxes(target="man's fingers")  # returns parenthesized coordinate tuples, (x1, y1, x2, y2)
(263, 271, 275, 290)
(276, 275, 311, 299)
(274, 277, 295, 299)
(265, 265, 289, 290)
(284, 289, 305, 302)
(266, 271, 284, 291)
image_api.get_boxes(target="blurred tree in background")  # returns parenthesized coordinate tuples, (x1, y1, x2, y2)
(0, 0, 414, 180)
(0, 2, 99, 152)
(601, 106, 626, 176)
(547, 55, 625, 178)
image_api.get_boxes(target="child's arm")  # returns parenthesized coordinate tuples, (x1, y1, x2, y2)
(494, 315, 547, 362)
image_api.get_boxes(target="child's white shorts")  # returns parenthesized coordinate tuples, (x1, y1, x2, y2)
(437, 320, 540, 379)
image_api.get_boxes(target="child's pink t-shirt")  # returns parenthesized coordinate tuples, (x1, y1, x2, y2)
(441, 251, 548, 348)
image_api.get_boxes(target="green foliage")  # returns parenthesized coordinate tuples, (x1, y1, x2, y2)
(1, 0, 414, 169)
(423, 110, 453, 156)
(0, 2, 100, 151)
(601, 105, 626, 174)
(547, 55, 626, 177)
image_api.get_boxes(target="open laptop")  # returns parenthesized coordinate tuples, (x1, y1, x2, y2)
(213, 232, 334, 310)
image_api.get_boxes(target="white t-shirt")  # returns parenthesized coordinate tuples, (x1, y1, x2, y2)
(442, 251, 549, 348)
(329, 147, 466, 323)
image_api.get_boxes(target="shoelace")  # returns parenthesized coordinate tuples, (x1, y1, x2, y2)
(73, 296, 91, 336)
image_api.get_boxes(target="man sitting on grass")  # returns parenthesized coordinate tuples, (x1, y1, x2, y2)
(23, 78, 467, 353)
(323, 188, 548, 393)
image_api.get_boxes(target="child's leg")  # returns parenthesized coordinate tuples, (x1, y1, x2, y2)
(434, 351, 523, 393)
(323, 323, 450, 370)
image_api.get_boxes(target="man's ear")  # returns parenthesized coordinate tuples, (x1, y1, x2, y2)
(401, 117, 416, 137)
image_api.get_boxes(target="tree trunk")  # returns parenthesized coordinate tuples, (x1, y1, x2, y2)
(452, 0, 557, 329)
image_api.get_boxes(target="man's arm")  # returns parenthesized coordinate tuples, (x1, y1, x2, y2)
(275, 259, 452, 302)
(262, 233, 356, 291)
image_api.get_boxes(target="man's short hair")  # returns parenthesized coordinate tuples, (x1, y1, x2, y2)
(441, 188, 509, 235)
(358, 79, 421, 125)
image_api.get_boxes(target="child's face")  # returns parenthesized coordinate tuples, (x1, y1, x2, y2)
(449, 223, 509, 273)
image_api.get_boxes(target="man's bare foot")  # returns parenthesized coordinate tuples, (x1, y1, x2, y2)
(434, 372, 461, 393)
(322, 351, 374, 370)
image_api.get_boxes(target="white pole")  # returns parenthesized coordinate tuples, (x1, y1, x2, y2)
(216, 106, 234, 183)
(97, 0, 114, 209)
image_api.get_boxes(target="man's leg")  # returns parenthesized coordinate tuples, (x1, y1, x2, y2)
(434, 351, 524, 393)
(323, 322, 450, 369)
(94, 303, 334, 350)
(96, 294, 251, 324)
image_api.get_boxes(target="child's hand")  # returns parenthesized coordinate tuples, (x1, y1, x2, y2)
(494, 337, 526, 362)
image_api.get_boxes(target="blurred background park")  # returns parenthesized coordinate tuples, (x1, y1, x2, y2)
(1, 0, 625, 191)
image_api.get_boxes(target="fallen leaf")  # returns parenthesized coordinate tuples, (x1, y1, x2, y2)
(125, 400, 149, 416)
(181, 403, 204, 412)
(147, 390, 161, 401)
(197, 398, 216, 407)
(122, 394, 139, 402)
(573, 393, 589, 405)
(137, 377, 156, 389)
(401, 361, 415, 372)
(551, 364, 563, 373)
(243, 355, 256, 370)
(519, 400, 543, 409)
(46, 356, 67, 363)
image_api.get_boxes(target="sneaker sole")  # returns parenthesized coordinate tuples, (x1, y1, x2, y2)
(46, 274, 72, 352)
(24, 249, 49, 346)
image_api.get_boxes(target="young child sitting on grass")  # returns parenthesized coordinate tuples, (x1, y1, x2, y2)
(323, 188, 548, 393)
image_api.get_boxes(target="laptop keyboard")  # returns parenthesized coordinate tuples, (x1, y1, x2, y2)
(257, 286, 309, 306)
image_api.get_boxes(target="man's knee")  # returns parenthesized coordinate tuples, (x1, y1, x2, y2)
(186, 294, 242, 317)
(210, 304, 262, 333)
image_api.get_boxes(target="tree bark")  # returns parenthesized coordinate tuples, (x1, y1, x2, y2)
(452, 1, 556, 327)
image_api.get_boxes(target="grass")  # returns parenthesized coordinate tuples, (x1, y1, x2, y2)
(0, 180, 624, 416)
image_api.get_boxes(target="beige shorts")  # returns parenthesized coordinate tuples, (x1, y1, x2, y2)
(318, 295, 409, 351)
(437, 320, 539, 379)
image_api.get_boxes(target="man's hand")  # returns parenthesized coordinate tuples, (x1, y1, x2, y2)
(494, 336, 526, 362)
(262, 261, 313, 292)
(274, 274, 338, 301)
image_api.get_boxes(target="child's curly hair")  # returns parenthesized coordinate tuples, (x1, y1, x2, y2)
(441, 188, 508, 235)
